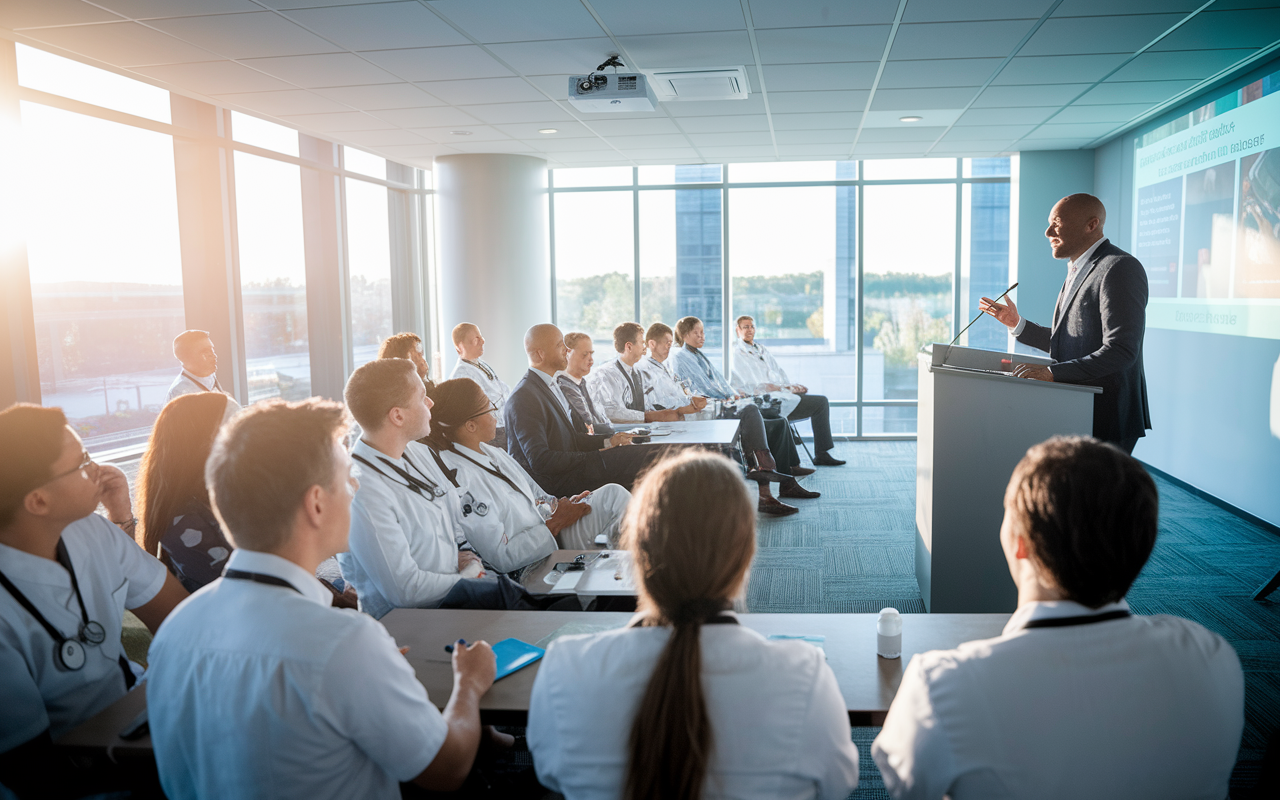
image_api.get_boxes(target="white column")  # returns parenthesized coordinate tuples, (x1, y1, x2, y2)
(436, 154, 550, 385)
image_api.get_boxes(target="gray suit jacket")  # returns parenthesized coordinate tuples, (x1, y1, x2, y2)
(1016, 239, 1152, 444)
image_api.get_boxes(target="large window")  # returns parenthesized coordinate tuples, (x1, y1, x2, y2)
(345, 177, 393, 368)
(550, 158, 1014, 437)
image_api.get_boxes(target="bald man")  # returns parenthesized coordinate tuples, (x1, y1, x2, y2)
(503, 324, 653, 496)
(980, 194, 1151, 453)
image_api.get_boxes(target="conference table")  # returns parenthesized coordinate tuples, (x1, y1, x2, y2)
(618, 418, 740, 446)
(56, 610, 1010, 754)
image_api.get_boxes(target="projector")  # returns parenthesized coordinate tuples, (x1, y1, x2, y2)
(567, 72, 657, 112)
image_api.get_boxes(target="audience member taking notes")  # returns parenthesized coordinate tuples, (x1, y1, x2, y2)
(556, 331, 615, 435)
(0, 405, 188, 799)
(147, 398, 500, 799)
(528, 450, 859, 799)
(872, 436, 1244, 800)
(590, 322, 682, 424)
(449, 323, 510, 450)
(427, 377, 631, 574)
(339, 358, 539, 618)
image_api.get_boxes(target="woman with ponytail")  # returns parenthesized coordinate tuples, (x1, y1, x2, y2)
(527, 450, 858, 799)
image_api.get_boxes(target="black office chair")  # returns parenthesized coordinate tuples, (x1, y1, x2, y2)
(790, 422, 813, 464)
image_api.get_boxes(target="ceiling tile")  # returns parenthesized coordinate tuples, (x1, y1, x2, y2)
(768, 90, 870, 113)
(993, 54, 1129, 85)
(754, 25, 892, 65)
(0, 0, 122, 29)
(313, 83, 447, 110)
(334, 128, 433, 146)
(1052, 1, 1201, 16)
(862, 108, 963, 127)
(373, 106, 484, 127)
(461, 101, 576, 124)
(771, 111, 863, 130)
(1077, 79, 1197, 104)
(418, 77, 546, 105)
(675, 114, 772, 133)
(854, 142, 932, 154)
(763, 62, 878, 92)
(617, 31, 755, 69)
(94, 2, 261, 18)
(359, 45, 513, 82)
(879, 58, 1002, 89)
(413, 125, 513, 143)
(1109, 49, 1256, 82)
(445, 140, 540, 154)
(530, 137, 616, 152)
(859, 125, 947, 142)
(685, 131, 774, 146)
(584, 117, 681, 136)
(552, 151, 627, 163)
(588, 0, 745, 36)
(135, 60, 294, 94)
(1049, 103, 1151, 123)
(749, 0, 900, 28)
(493, 120, 595, 138)
(22, 21, 219, 67)
(426, 0, 605, 43)
(870, 87, 977, 111)
(378, 143, 463, 157)
(929, 141, 1008, 153)
(149, 12, 340, 59)
(1019, 14, 1187, 56)
(973, 83, 1091, 107)
(904, 0, 1054, 22)
(957, 106, 1059, 124)
(282, 2, 468, 50)
(1153, 8, 1280, 51)
(615, 147, 702, 160)
(699, 145, 780, 158)
(940, 125, 1030, 140)
(1015, 138, 1093, 150)
(778, 143, 854, 156)
(1024, 122, 1120, 138)
(486, 38, 616, 75)
(217, 88, 354, 115)
(243, 53, 400, 89)
(277, 110, 391, 131)
(890, 20, 1037, 60)
(664, 94, 767, 116)
(772, 129, 856, 145)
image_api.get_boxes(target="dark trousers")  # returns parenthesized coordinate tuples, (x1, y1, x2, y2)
(733, 404, 798, 469)
(438, 573, 542, 610)
(787, 393, 835, 453)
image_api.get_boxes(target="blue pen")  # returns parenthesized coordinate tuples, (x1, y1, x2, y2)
(444, 639, 467, 654)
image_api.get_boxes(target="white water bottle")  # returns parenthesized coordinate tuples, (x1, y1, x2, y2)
(877, 607, 902, 659)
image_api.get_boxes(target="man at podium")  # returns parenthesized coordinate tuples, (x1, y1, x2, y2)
(979, 194, 1151, 454)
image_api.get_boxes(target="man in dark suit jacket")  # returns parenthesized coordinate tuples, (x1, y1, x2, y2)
(980, 194, 1152, 453)
(505, 324, 651, 496)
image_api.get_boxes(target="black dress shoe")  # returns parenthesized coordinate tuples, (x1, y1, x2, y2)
(813, 452, 846, 466)
(758, 496, 800, 516)
(779, 479, 821, 499)
(787, 465, 816, 477)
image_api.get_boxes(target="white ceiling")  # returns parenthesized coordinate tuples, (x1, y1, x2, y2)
(3, 0, 1280, 170)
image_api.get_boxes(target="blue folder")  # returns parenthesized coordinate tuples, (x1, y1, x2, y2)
(491, 638, 545, 681)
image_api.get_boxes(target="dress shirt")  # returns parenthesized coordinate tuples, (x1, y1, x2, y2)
(871, 599, 1245, 800)
(529, 617, 859, 800)
(166, 370, 216, 403)
(555, 372, 614, 434)
(0, 515, 167, 750)
(450, 359, 511, 429)
(637, 355, 692, 410)
(588, 358, 652, 423)
(671, 345, 738, 400)
(148, 549, 448, 800)
(338, 439, 465, 618)
(530, 367, 576, 423)
(1011, 237, 1107, 338)
(730, 340, 801, 417)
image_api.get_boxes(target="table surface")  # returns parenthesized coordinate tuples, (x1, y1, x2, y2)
(58, 610, 1011, 749)
(619, 419, 740, 445)
(519, 549, 611, 594)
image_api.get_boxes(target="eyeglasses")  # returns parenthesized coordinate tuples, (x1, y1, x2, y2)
(465, 404, 499, 422)
(43, 449, 94, 486)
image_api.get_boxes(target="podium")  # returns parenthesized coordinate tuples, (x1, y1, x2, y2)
(916, 344, 1102, 613)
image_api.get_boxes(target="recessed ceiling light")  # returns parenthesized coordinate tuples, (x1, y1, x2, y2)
(450, 130, 473, 135)
(538, 128, 558, 134)
(899, 115, 923, 123)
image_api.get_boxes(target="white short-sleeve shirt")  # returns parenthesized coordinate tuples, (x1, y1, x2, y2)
(871, 600, 1245, 800)
(147, 549, 448, 800)
(0, 515, 167, 750)
(528, 616, 860, 800)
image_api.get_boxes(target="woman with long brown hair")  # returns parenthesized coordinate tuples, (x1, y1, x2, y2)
(527, 450, 858, 799)
(136, 392, 237, 592)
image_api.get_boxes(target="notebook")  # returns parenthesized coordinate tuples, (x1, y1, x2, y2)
(491, 638, 545, 680)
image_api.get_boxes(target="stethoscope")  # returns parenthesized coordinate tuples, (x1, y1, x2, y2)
(352, 451, 448, 502)
(0, 541, 107, 671)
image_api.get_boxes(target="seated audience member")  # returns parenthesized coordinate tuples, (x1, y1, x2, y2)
(136, 392, 239, 592)
(427, 378, 631, 574)
(732, 315, 845, 467)
(0, 405, 187, 798)
(505, 323, 653, 497)
(590, 322, 683, 425)
(449, 322, 510, 450)
(556, 331, 615, 435)
(339, 358, 538, 618)
(379, 331, 435, 391)
(637, 322, 709, 416)
(166, 329, 236, 406)
(528, 450, 859, 799)
(872, 436, 1245, 800)
(147, 398, 500, 799)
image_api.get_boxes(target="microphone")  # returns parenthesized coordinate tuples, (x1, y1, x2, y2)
(942, 282, 1018, 364)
